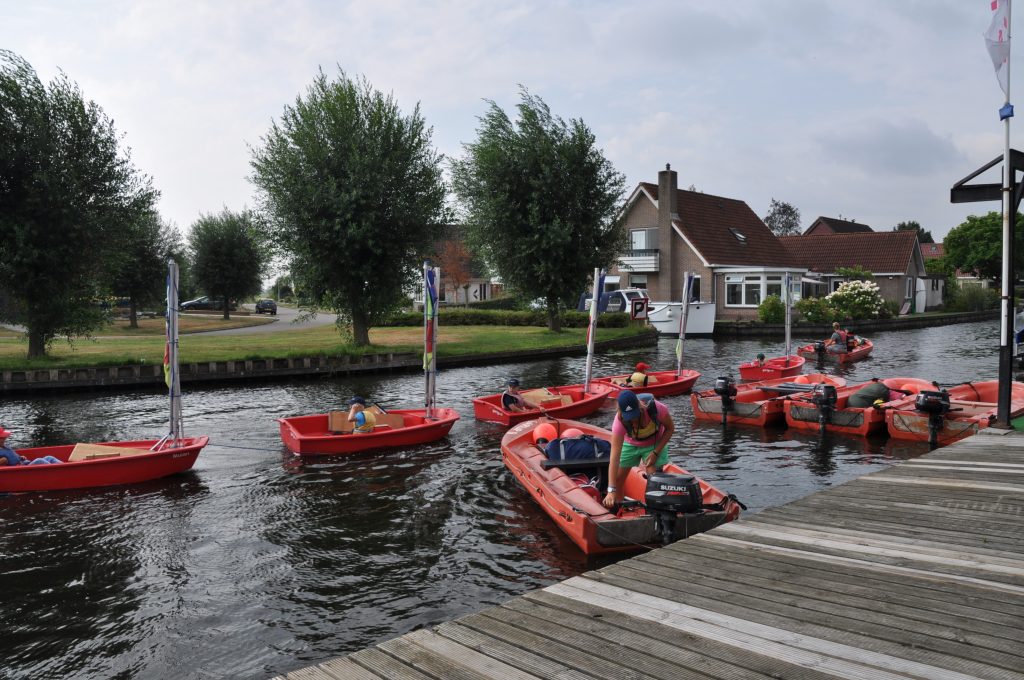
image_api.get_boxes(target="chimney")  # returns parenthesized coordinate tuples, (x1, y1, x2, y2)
(657, 163, 678, 300)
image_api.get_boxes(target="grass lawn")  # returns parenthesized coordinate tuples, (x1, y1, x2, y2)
(97, 315, 276, 335)
(0, 324, 648, 371)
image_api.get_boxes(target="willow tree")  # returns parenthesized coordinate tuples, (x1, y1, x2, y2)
(0, 50, 155, 357)
(250, 68, 447, 345)
(451, 89, 626, 331)
(188, 209, 269, 320)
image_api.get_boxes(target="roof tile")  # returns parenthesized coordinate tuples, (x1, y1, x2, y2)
(778, 231, 919, 274)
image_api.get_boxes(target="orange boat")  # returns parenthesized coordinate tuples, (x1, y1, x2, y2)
(591, 369, 701, 397)
(691, 373, 846, 427)
(737, 355, 805, 381)
(473, 383, 614, 426)
(886, 380, 1024, 445)
(798, 338, 873, 364)
(784, 377, 935, 437)
(501, 418, 743, 555)
(278, 407, 460, 456)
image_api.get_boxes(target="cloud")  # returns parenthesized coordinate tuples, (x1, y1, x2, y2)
(815, 118, 966, 178)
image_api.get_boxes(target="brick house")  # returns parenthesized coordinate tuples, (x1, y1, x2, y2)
(609, 164, 805, 320)
(802, 216, 874, 235)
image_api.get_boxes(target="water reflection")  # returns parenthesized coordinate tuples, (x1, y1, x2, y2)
(0, 320, 1001, 679)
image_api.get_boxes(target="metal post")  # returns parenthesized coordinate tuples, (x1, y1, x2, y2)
(676, 272, 692, 377)
(584, 268, 601, 392)
(998, 0, 1015, 427)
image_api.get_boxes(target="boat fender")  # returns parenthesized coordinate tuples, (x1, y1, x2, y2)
(545, 435, 611, 461)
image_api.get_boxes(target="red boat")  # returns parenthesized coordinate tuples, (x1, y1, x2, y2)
(591, 369, 701, 397)
(501, 417, 743, 555)
(738, 355, 805, 381)
(784, 377, 935, 437)
(278, 407, 460, 456)
(0, 438, 209, 493)
(886, 380, 1024, 445)
(691, 373, 846, 427)
(473, 383, 614, 426)
(797, 338, 874, 364)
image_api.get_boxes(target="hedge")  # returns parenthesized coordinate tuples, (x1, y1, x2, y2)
(382, 309, 632, 328)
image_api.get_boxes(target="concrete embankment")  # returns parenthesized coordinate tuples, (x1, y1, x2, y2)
(713, 308, 998, 339)
(0, 331, 658, 395)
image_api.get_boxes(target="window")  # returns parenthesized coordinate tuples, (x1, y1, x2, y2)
(906, 277, 913, 298)
(729, 228, 747, 243)
(478, 283, 487, 301)
(629, 274, 647, 289)
(725, 273, 790, 307)
(766, 275, 782, 299)
(689, 275, 701, 302)
(831, 278, 845, 292)
(726, 275, 743, 305)
(744, 275, 761, 305)
(630, 228, 656, 250)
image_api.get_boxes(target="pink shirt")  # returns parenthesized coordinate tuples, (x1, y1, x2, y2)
(611, 400, 670, 446)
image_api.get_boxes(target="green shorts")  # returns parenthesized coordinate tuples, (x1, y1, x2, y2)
(619, 441, 669, 468)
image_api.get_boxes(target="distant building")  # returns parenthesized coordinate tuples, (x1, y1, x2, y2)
(920, 242, 945, 260)
(802, 216, 874, 236)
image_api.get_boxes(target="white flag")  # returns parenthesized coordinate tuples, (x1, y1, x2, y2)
(985, 0, 1011, 96)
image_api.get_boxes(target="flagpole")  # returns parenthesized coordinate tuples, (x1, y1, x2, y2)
(784, 273, 792, 362)
(675, 272, 691, 378)
(423, 261, 438, 419)
(998, 0, 1015, 426)
(583, 267, 601, 393)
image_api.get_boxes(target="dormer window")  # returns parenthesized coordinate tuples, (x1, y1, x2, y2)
(729, 228, 747, 243)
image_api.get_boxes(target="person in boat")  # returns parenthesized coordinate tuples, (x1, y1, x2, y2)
(627, 362, 656, 387)
(501, 378, 529, 412)
(825, 322, 849, 355)
(346, 396, 376, 434)
(755, 353, 766, 366)
(846, 378, 893, 408)
(0, 427, 61, 466)
(602, 390, 675, 509)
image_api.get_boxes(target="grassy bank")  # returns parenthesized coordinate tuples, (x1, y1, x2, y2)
(0, 324, 649, 371)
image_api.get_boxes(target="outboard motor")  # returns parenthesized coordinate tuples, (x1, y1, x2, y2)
(811, 383, 838, 433)
(813, 340, 827, 359)
(915, 389, 951, 447)
(645, 472, 703, 545)
(713, 376, 737, 426)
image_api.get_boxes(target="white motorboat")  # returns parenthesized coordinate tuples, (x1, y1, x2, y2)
(647, 299, 716, 337)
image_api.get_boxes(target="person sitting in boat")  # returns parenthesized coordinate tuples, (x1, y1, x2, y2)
(825, 322, 848, 354)
(846, 378, 893, 408)
(501, 378, 529, 412)
(627, 362, 656, 387)
(0, 427, 61, 466)
(602, 390, 675, 509)
(346, 396, 376, 434)
(755, 353, 766, 366)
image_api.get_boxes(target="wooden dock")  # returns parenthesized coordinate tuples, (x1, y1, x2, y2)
(275, 429, 1024, 680)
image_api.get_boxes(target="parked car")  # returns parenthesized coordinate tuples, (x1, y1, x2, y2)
(577, 288, 650, 314)
(254, 299, 278, 315)
(180, 296, 237, 311)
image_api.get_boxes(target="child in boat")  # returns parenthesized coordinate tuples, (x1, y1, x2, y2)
(346, 397, 376, 434)
(603, 390, 675, 509)
(755, 353, 766, 366)
(501, 378, 528, 412)
(627, 362, 658, 387)
(0, 427, 61, 465)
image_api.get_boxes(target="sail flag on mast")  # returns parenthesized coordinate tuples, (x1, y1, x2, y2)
(986, 0, 1012, 97)
(423, 267, 438, 371)
(164, 270, 173, 388)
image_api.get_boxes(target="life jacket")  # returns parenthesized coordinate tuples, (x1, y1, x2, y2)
(837, 329, 849, 346)
(545, 435, 612, 461)
(353, 409, 376, 434)
(629, 371, 649, 387)
(619, 397, 661, 443)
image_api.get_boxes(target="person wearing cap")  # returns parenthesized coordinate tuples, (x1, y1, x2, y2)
(0, 428, 62, 466)
(602, 390, 675, 508)
(501, 378, 528, 413)
(755, 353, 766, 366)
(627, 362, 654, 388)
(346, 396, 376, 434)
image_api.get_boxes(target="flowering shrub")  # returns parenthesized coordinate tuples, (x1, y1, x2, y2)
(757, 295, 785, 323)
(794, 297, 837, 323)
(825, 280, 885, 319)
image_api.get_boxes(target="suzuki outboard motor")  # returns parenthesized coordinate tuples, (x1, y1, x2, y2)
(713, 376, 737, 426)
(915, 389, 951, 447)
(811, 383, 838, 433)
(645, 472, 703, 545)
(813, 340, 827, 359)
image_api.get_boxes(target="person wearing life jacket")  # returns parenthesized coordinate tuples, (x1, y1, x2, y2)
(0, 427, 61, 465)
(826, 321, 848, 354)
(602, 390, 675, 508)
(346, 396, 376, 434)
(501, 378, 528, 412)
(627, 362, 652, 387)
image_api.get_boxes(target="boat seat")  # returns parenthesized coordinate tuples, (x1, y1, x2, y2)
(68, 443, 151, 461)
(541, 458, 608, 471)
(760, 383, 817, 395)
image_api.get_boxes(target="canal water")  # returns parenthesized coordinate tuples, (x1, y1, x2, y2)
(0, 320, 1003, 679)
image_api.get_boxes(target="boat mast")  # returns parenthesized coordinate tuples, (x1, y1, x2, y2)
(166, 260, 182, 445)
(423, 261, 439, 418)
(583, 268, 602, 393)
(675, 272, 692, 377)
(784, 273, 793, 362)
(997, 1, 1015, 426)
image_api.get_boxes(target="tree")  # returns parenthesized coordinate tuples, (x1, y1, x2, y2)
(188, 209, 269, 319)
(944, 211, 1024, 281)
(834, 265, 873, 282)
(763, 199, 801, 236)
(451, 89, 627, 331)
(435, 238, 474, 305)
(0, 51, 156, 357)
(893, 220, 934, 244)
(251, 69, 447, 345)
(109, 211, 181, 328)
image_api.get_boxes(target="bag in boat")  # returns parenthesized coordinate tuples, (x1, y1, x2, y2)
(545, 435, 612, 461)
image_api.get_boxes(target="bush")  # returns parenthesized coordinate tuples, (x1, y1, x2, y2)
(757, 295, 785, 323)
(794, 297, 837, 323)
(381, 309, 631, 328)
(464, 296, 520, 310)
(825, 280, 886, 320)
(947, 285, 999, 312)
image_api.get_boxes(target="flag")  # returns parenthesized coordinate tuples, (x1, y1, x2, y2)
(423, 267, 437, 370)
(675, 337, 683, 363)
(163, 341, 171, 387)
(985, 0, 1011, 96)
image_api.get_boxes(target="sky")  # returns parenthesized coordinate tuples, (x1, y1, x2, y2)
(3, 0, 1021, 243)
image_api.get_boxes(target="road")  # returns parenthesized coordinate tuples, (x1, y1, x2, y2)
(192, 304, 338, 336)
